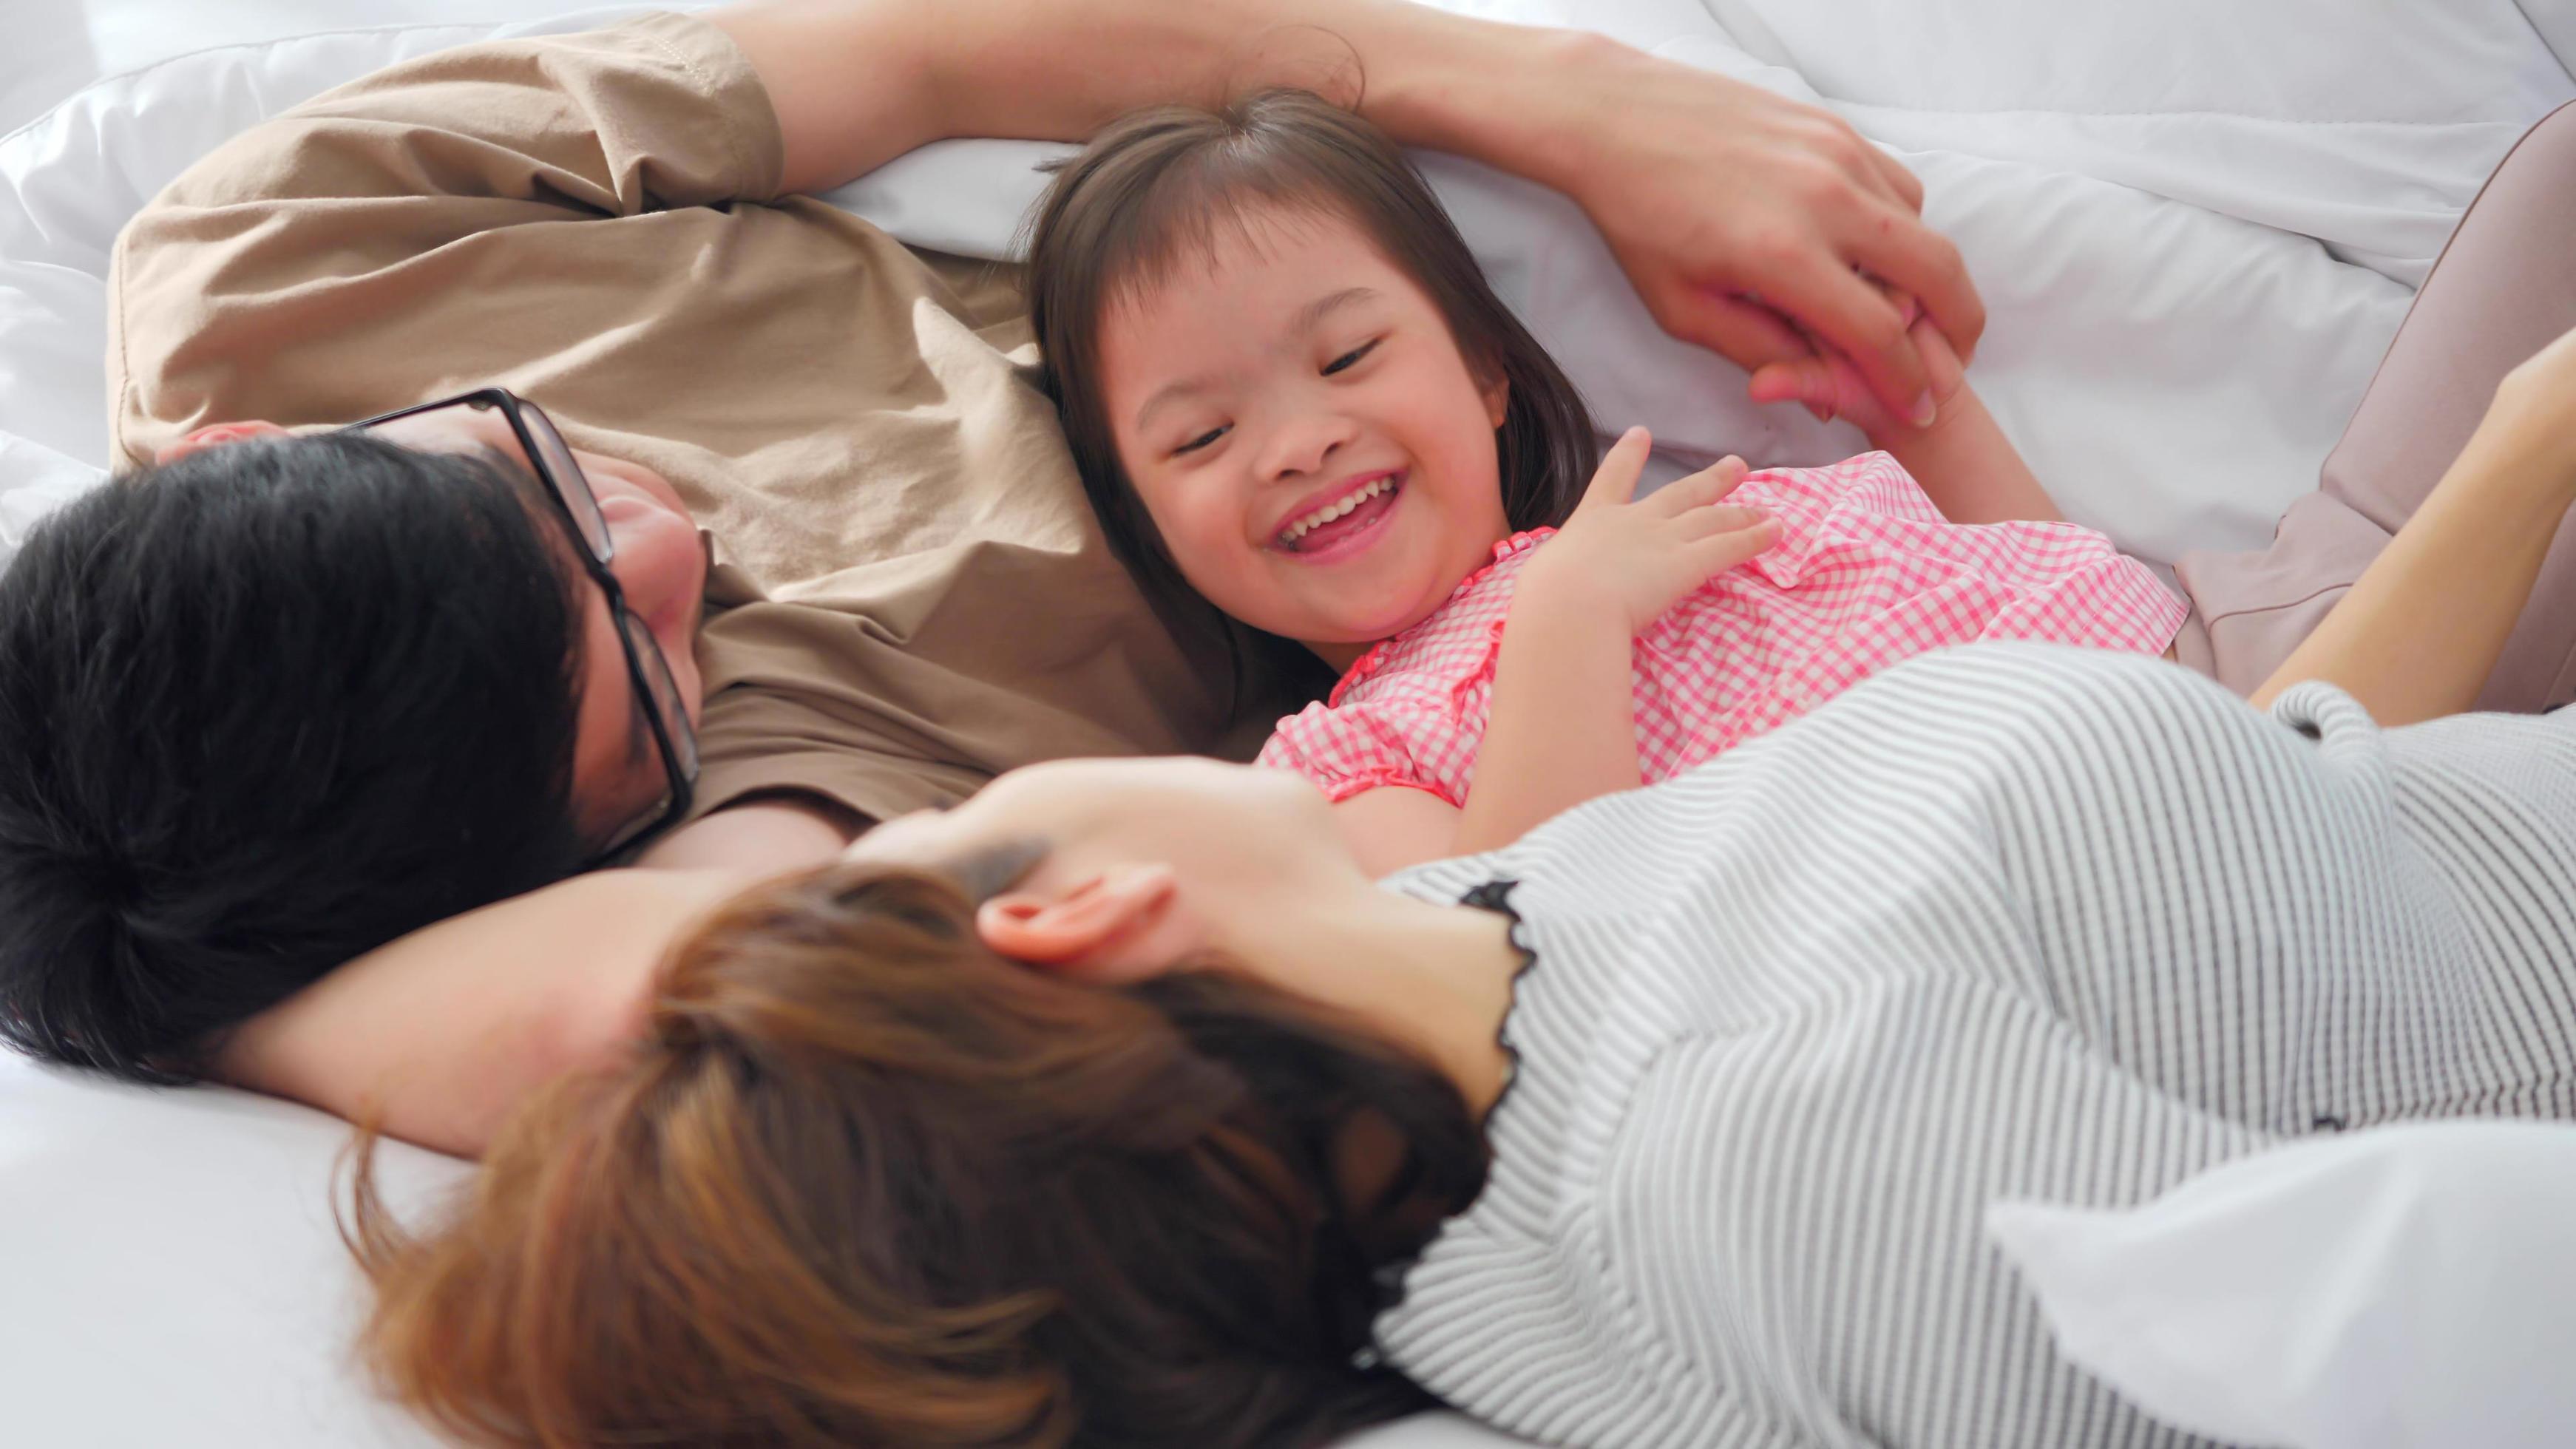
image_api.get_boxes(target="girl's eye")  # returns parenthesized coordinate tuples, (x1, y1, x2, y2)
(1173, 424, 1229, 457)
(1323, 339, 1380, 376)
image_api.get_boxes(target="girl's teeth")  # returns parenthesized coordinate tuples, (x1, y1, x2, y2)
(1283, 478, 1392, 543)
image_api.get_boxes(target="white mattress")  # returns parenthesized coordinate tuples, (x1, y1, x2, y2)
(3, 1, 2573, 1445)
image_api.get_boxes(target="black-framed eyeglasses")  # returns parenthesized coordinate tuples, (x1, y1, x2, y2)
(345, 388, 699, 860)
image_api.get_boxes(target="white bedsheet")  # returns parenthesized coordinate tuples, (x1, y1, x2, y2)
(4, 2, 2575, 1447)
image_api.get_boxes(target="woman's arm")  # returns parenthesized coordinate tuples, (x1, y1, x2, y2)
(214, 869, 747, 1158)
(707, 0, 1979, 420)
(2249, 326, 2576, 724)
(1749, 313, 2061, 525)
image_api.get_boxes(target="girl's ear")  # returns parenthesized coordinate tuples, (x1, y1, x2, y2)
(1480, 371, 1511, 431)
(975, 863, 1179, 977)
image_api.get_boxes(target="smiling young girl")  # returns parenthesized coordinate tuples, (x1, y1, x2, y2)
(1026, 91, 2185, 872)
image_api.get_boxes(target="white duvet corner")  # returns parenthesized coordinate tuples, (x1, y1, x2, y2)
(1990, 1122, 2576, 1449)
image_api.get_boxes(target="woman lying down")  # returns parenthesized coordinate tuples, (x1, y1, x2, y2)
(348, 351, 2576, 1446)
(353, 637, 2576, 1449)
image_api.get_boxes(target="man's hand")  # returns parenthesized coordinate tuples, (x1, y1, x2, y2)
(1525, 43, 1980, 431)
(1745, 293, 1969, 444)
(711, 0, 1982, 434)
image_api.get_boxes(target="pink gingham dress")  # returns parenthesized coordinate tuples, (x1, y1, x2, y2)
(1256, 452, 2186, 806)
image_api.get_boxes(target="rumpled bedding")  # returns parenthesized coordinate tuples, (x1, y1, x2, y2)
(4, 3, 2576, 1448)
(6, 0, 2572, 569)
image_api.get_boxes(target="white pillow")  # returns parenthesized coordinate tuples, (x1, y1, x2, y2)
(26, 0, 2575, 569)
(1988, 1121, 2576, 1449)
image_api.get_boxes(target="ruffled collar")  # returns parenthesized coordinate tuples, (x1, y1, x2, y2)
(1325, 529, 1557, 707)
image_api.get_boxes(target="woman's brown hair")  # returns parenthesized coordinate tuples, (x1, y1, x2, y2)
(1025, 88, 1599, 708)
(348, 858, 1488, 1448)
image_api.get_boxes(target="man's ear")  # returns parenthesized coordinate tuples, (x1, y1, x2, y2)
(154, 421, 292, 465)
(975, 862, 1179, 974)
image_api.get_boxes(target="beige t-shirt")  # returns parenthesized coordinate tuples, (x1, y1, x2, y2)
(106, 11, 1287, 827)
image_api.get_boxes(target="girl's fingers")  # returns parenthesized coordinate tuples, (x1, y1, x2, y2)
(1747, 358, 1840, 418)
(1678, 503, 1770, 538)
(1648, 455, 1750, 515)
(1686, 516, 1782, 575)
(1908, 313, 1967, 400)
(1582, 426, 1655, 508)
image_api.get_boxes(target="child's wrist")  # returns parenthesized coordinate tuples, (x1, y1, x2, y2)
(1871, 382, 1979, 449)
(1511, 553, 1639, 638)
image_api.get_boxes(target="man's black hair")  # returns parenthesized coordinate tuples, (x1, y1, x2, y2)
(0, 431, 590, 1082)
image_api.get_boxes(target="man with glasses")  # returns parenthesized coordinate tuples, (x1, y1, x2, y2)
(356, 391, 704, 859)
(0, 0, 1980, 1154)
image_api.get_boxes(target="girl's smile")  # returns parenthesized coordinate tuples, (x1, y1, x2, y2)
(1270, 468, 1405, 557)
(1099, 205, 1511, 660)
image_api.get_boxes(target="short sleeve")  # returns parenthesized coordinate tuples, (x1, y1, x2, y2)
(1980, 550, 2189, 656)
(1256, 696, 1476, 807)
(109, 12, 787, 462)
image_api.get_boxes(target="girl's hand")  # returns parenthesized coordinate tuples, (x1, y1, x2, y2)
(1744, 291, 1967, 442)
(1520, 427, 1780, 634)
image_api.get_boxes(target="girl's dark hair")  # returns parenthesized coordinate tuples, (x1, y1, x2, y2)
(350, 860, 1490, 1449)
(1026, 88, 1597, 703)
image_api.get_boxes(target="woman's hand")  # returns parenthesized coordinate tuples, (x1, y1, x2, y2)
(1521, 428, 1780, 634)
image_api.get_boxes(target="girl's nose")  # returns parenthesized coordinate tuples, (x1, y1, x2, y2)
(1258, 411, 1358, 483)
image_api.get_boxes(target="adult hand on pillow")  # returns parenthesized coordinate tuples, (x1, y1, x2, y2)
(722, 0, 1982, 436)
(1519, 41, 1982, 430)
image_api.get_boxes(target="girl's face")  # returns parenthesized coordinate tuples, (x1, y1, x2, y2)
(1097, 206, 1512, 666)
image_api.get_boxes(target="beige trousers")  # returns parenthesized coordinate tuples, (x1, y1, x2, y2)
(2174, 101, 2576, 710)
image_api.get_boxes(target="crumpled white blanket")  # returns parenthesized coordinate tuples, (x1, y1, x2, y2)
(4, 9, 2576, 1449)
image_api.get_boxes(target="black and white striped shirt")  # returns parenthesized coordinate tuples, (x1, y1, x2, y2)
(1380, 643, 2576, 1448)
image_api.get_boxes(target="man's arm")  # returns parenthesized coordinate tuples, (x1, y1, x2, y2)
(217, 802, 844, 1158)
(710, 0, 1982, 421)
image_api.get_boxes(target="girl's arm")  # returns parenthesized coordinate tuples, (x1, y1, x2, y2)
(1749, 310, 2061, 525)
(1453, 571, 1650, 854)
(2249, 325, 2576, 724)
(1333, 573, 1667, 871)
(1456, 432, 1779, 856)
(1871, 384, 2061, 525)
(1328, 433, 1775, 873)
